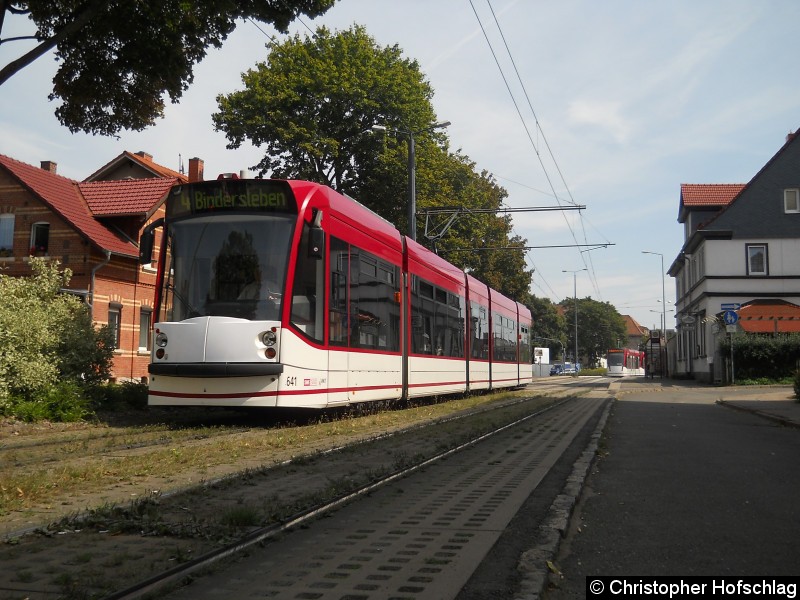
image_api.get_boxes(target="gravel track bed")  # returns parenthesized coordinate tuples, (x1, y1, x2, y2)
(0, 392, 574, 600)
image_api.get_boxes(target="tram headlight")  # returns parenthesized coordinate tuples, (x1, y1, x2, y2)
(155, 332, 168, 347)
(261, 330, 277, 346)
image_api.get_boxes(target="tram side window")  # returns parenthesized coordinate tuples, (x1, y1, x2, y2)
(519, 324, 531, 363)
(410, 276, 465, 357)
(290, 222, 324, 342)
(411, 278, 435, 354)
(492, 313, 517, 362)
(470, 302, 489, 359)
(350, 249, 400, 351)
(329, 237, 349, 346)
(328, 237, 400, 351)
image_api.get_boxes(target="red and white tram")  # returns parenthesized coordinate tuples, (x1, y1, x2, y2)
(139, 178, 533, 408)
(606, 348, 645, 377)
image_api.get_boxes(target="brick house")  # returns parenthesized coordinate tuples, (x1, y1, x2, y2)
(668, 130, 800, 382)
(0, 152, 203, 381)
(621, 314, 648, 350)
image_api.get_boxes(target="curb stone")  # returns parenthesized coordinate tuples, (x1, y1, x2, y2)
(514, 397, 613, 600)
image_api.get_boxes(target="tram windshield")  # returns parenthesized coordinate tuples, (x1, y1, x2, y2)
(160, 214, 295, 322)
(607, 352, 624, 367)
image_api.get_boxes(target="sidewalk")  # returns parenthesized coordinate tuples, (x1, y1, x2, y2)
(541, 378, 800, 599)
(714, 385, 800, 428)
(608, 377, 799, 427)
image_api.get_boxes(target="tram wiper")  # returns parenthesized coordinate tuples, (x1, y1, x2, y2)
(167, 284, 202, 318)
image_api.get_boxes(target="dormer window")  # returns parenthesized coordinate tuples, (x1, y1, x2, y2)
(785, 189, 799, 213)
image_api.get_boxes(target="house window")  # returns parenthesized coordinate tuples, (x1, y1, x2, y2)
(785, 189, 799, 213)
(109, 303, 122, 349)
(30, 222, 49, 255)
(746, 244, 768, 276)
(138, 308, 152, 351)
(0, 214, 14, 254)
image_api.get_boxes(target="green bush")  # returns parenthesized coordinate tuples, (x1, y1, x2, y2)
(0, 259, 116, 421)
(89, 381, 149, 411)
(794, 370, 800, 400)
(719, 333, 800, 381)
(4, 381, 93, 423)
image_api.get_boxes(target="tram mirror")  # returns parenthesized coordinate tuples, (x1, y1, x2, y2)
(308, 227, 324, 259)
(138, 218, 163, 265)
(139, 230, 154, 264)
(308, 209, 324, 259)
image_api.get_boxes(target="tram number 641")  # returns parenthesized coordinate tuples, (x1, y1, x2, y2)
(286, 376, 298, 387)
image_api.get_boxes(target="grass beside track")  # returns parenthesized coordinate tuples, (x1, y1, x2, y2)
(1, 389, 553, 523)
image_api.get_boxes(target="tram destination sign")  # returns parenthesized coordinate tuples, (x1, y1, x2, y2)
(167, 180, 297, 219)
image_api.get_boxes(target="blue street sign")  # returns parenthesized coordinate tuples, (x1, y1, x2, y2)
(723, 310, 739, 325)
(721, 303, 741, 310)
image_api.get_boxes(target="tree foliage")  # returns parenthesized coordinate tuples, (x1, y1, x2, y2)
(0, 0, 337, 135)
(213, 25, 533, 302)
(561, 297, 627, 365)
(214, 25, 437, 205)
(0, 258, 114, 414)
(528, 296, 567, 360)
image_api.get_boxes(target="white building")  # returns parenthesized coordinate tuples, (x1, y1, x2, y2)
(669, 130, 800, 382)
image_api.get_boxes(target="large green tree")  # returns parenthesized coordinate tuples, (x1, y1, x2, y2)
(214, 24, 439, 226)
(529, 296, 567, 360)
(561, 297, 627, 366)
(214, 25, 533, 302)
(0, 0, 337, 134)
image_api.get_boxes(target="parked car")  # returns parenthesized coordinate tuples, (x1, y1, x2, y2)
(549, 364, 564, 376)
(562, 362, 579, 374)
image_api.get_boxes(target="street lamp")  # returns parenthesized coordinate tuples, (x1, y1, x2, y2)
(370, 121, 450, 241)
(642, 251, 666, 340)
(562, 268, 587, 366)
(643, 250, 666, 377)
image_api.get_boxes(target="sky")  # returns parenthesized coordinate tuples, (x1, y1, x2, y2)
(2, 0, 799, 331)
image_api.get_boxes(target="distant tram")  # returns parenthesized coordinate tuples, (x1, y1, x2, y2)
(139, 177, 533, 408)
(606, 348, 645, 377)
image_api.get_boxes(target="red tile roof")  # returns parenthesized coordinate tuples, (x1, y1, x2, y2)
(84, 150, 187, 183)
(737, 300, 800, 333)
(680, 183, 745, 207)
(79, 178, 175, 217)
(681, 183, 746, 208)
(622, 315, 647, 336)
(0, 154, 170, 258)
(124, 151, 186, 180)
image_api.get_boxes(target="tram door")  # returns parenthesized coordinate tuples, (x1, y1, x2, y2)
(328, 238, 352, 406)
(328, 238, 403, 405)
(288, 222, 331, 407)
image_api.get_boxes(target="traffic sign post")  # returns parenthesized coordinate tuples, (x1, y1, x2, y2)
(723, 310, 739, 326)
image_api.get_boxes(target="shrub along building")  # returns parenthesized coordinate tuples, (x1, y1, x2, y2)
(0, 151, 205, 381)
(669, 129, 800, 383)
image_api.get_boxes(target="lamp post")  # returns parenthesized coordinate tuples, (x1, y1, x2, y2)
(643, 250, 666, 376)
(562, 268, 587, 366)
(371, 121, 450, 241)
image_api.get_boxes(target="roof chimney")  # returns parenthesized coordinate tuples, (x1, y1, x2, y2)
(787, 131, 797, 143)
(134, 151, 153, 161)
(40, 160, 57, 174)
(188, 157, 204, 182)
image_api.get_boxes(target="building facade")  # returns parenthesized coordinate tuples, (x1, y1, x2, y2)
(0, 152, 204, 381)
(669, 130, 800, 382)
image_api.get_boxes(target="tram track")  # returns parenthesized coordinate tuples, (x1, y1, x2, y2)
(106, 396, 579, 600)
(155, 393, 610, 600)
(0, 380, 607, 600)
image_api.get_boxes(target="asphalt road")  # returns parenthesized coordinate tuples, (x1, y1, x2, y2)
(544, 384, 800, 598)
